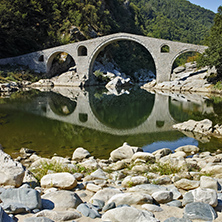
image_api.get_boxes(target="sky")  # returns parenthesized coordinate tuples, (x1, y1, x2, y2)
(189, 0, 221, 13)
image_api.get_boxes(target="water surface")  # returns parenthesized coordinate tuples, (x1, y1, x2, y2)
(0, 87, 222, 159)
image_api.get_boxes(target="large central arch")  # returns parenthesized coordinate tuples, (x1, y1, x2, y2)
(88, 35, 157, 80)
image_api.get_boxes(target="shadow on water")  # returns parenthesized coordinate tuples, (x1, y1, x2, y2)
(0, 88, 222, 158)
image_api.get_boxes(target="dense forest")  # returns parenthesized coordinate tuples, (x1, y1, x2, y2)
(0, 0, 215, 59)
(197, 6, 222, 81)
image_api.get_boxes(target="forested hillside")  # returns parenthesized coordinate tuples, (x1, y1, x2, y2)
(0, 0, 215, 59)
(130, 0, 215, 44)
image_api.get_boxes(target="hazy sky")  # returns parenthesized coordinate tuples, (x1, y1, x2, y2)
(189, 0, 221, 13)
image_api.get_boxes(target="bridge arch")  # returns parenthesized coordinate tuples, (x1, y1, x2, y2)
(78, 45, 88, 56)
(160, 44, 170, 53)
(88, 35, 157, 80)
(170, 48, 204, 71)
(46, 50, 76, 74)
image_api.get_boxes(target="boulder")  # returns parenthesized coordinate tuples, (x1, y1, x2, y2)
(42, 190, 82, 210)
(108, 160, 128, 171)
(165, 185, 182, 200)
(164, 217, 192, 222)
(173, 66, 186, 74)
(129, 184, 167, 195)
(79, 158, 99, 170)
(0, 149, 25, 187)
(152, 148, 172, 160)
(184, 202, 217, 221)
(72, 147, 91, 161)
(0, 188, 41, 212)
(166, 200, 182, 208)
(173, 119, 213, 135)
(142, 204, 163, 212)
(201, 163, 222, 175)
(175, 145, 199, 155)
(102, 202, 116, 212)
(88, 169, 107, 180)
(152, 176, 171, 185)
(90, 188, 122, 203)
(102, 206, 159, 222)
(107, 192, 153, 206)
(182, 187, 218, 207)
(105, 76, 132, 89)
(24, 218, 54, 222)
(0, 206, 13, 222)
(121, 176, 149, 187)
(200, 176, 218, 190)
(76, 203, 101, 219)
(36, 210, 81, 221)
(152, 191, 173, 204)
(170, 151, 186, 158)
(91, 199, 105, 210)
(131, 164, 149, 173)
(174, 179, 200, 190)
(40, 172, 77, 190)
(86, 183, 101, 193)
(131, 152, 155, 163)
(110, 142, 142, 162)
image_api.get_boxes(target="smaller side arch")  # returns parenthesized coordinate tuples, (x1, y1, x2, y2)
(170, 48, 203, 70)
(46, 51, 76, 74)
(161, 44, 170, 53)
(38, 55, 44, 62)
(78, 46, 87, 56)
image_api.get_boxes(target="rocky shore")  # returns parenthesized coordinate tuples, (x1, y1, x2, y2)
(1, 142, 222, 221)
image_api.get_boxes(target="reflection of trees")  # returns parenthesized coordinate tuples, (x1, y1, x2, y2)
(49, 93, 76, 116)
(169, 97, 220, 124)
(90, 88, 154, 129)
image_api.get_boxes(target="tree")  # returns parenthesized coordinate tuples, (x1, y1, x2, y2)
(197, 6, 222, 79)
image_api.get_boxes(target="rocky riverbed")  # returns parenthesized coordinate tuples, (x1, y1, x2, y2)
(2, 142, 222, 221)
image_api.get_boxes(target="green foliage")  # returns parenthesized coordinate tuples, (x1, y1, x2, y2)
(30, 160, 92, 182)
(0, 0, 141, 58)
(148, 162, 181, 175)
(94, 69, 110, 82)
(197, 6, 222, 79)
(214, 81, 222, 90)
(130, 0, 215, 44)
(0, 65, 41, 83)
(0, 0, 215, 59)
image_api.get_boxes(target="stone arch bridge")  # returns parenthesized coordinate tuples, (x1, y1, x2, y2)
(0, 33, 207, 83)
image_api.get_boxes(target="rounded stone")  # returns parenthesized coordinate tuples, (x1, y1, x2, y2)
(72, 147, 91, 161)
(41, 172, 77, 190)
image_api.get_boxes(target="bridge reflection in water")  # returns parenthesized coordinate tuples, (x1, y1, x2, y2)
(33, 87, 177, 135)
(0, 87, 216, 158)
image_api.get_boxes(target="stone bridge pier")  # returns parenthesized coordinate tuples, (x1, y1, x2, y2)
(0, 33, 207, 83)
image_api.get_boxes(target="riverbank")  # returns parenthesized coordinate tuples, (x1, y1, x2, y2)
(142, 64, 222, 95)
(1, 143, 222, 221)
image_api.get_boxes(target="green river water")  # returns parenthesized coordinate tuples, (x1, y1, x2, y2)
(0, 86, 222, 159)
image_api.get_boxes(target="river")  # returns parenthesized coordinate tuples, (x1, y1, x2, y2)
(0, 86, 222, 159)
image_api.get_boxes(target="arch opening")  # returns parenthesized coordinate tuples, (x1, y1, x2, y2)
(38, 55, 44, 62)
(171, 51, 201, 81)
(161, 45, 170, 53)
(46, 52, 76, 78)
(89, 39, 156, 84)
(79, 113, 88, 123)
(78, 46, 87, 56)
(49, 92, 77, 116)
(89, 87, 155, 130)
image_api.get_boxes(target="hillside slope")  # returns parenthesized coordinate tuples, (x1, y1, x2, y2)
(0, 0, 215, 58)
